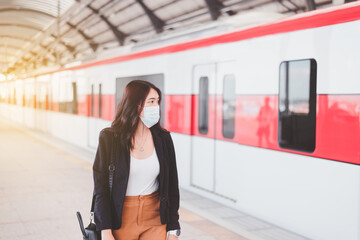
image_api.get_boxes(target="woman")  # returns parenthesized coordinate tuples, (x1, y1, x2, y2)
(92, 80, 181, 240)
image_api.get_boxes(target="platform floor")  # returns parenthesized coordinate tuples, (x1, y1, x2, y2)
(0, 117, 309, 240)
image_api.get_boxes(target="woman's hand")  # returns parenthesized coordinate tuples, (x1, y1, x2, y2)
(167, 234, 179, 240)
(101, 229, 115, 240)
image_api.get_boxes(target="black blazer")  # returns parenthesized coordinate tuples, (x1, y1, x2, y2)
(92, 125, 180, 232)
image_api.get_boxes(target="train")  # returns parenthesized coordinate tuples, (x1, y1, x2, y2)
(1, 2, 360, 240)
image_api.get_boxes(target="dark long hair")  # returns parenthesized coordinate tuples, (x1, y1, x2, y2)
(110, 80, 167, 151)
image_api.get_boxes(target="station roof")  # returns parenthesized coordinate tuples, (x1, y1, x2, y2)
(0, 0, 345, 76)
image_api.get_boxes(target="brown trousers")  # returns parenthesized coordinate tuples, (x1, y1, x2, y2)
(112, 190, 167, 240)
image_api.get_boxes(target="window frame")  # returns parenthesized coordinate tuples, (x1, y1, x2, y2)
(278, 58, 317, 153)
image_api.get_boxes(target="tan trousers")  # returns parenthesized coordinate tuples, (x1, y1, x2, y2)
(112, 190, 167, 240)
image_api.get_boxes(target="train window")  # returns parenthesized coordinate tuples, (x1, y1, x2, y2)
(33, 94, 36, 109)
(278, 59, 317, 152)
(99, 83, 102, 118)
(198, 76, 209, 135)
(13, 89, 16, 105)
(45, 92, 49, 110)
(222, 74, 236, 139)
(72, 82, 78, 114)
(48, 89, 52, 110)
(0, 86, 4, 103)
(91, 84, 94, 117)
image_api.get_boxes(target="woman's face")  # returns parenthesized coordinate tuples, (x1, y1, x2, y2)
(139, 88, 160, 117)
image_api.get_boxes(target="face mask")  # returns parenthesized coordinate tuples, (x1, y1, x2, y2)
(140, 105, 160, 128)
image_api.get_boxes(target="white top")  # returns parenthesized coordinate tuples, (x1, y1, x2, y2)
(125, 147, 160, 196)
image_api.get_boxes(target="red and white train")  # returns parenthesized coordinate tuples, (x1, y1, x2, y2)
(1, 2, 360, 240)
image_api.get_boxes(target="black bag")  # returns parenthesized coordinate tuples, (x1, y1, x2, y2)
(76, 208, 101, 240)
(76, 133, 116, 240)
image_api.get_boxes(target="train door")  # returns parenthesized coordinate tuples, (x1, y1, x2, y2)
(115, 73, 165, 126)
(213, 61, 237, 201)
(191, 64, 216, 192)
(191, 62, 238, 201)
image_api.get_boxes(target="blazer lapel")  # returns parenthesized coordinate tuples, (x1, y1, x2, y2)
(112, 127, 166, 199)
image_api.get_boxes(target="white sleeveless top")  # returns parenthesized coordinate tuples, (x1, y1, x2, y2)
(125, 147, 160, 196)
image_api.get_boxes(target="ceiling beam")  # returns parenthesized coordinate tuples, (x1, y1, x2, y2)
(66, 22, 99, 51)
(72, 0, 122, 30)
(0, 23, 42, 32)
(83, 2, 127, 46)
(277, 0, 300, 13)
(0, 44, 22, 51)
(50, 34, 76, 55)
(0, 8, 55, 18)
(204, 0, 225, 20)
(0, 36, 61, 60)
(0, 35, 32, 42)
(305, 0, 316, 11)
(136, 0, 165, 33)
(5, 0, 94, 73)
(0, 51, 17, 57)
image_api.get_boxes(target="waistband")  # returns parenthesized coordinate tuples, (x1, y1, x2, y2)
(124, 189, 160, 202)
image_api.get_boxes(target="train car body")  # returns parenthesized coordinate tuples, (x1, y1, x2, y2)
(1, 2, 360, 240)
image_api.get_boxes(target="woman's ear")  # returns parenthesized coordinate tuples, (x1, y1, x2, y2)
(138, 104, 143, 117)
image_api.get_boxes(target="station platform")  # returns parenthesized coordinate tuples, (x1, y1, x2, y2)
(0, 117, 309, 240)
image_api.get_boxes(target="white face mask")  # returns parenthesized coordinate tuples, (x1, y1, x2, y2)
(139, 105, 160, 128)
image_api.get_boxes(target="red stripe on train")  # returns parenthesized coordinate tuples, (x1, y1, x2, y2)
(78, 94, 115, 120)
(164, 94, 360, 165)
(47, 93, 360, 164)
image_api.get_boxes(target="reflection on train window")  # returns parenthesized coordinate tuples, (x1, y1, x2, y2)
(198, 76, 209, 135)
(91, 84, 94, 116)
(280, 61, 310, 114)
(222, 74, 235, 139)
(278, 59, 317, 152)
(99, 83, 102, 118)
